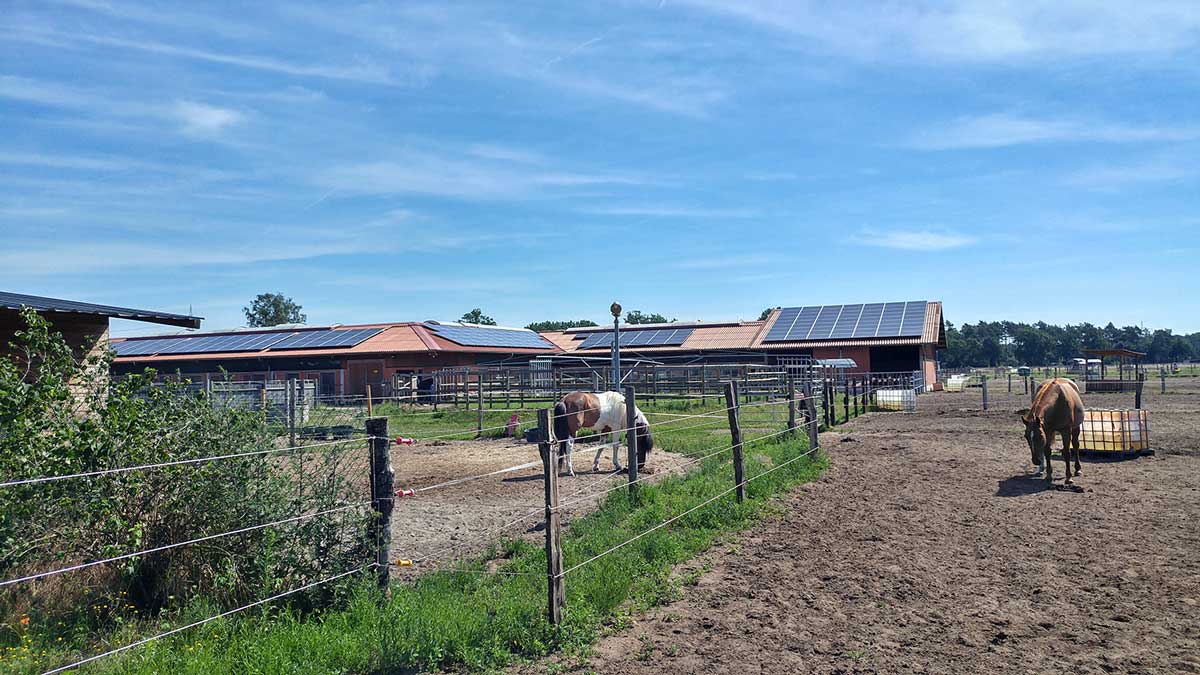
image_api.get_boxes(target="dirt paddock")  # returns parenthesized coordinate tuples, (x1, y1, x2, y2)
(532, 383, 1200, 674)
(387, 435, 692, 571)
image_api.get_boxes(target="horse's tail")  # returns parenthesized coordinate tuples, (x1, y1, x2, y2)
(553, 401, 570, 455)
(634, 408, 653, 466)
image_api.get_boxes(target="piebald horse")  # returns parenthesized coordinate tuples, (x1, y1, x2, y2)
(553, 391, 653, 476)
(1022, 378, 1084, 484)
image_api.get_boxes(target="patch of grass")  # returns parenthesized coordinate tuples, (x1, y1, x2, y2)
(14, 400, 826, 674)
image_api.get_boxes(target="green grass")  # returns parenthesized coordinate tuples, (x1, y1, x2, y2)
(8, 399, 826, 675)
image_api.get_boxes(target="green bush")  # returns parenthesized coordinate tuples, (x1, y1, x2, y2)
(0, 309, 368, 658)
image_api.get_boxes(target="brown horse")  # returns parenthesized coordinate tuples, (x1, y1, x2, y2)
(552, 391, 652, 476)
(1022, 378, 1084, 484)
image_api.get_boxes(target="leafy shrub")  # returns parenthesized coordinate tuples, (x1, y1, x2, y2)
(0, 309, 368, 639)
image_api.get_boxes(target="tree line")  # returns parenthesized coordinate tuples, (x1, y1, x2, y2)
(943, 320, 1199, 368)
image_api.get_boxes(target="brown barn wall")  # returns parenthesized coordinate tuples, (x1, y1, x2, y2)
(0, 308, 110, 406)
(812, 346, 872, 373)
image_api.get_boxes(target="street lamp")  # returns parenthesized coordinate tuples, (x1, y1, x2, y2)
(610, 302, 622, 391)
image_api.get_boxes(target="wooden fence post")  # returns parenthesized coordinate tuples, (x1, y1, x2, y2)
(1161, 371, 1167, 394)
(842, 378, 849, 423)
(366, 417, 394, 590)
(537, 409, 564, 625)
(1030, 378, 1037, 405)
(366, 384, 374, 417)
(701, 367, 708, 404)
(982, 375, 989, 411)
(823, 378, 832, 428)
(476, 376, 484, 436)
(723, 381, 745, 503)
(624, 385, 639, 493)
(852, 377, 859, 417)
(787, 375, 797, 433)
(287, 375, 297, 447)
(1007, 372, 1012, 393)
(803, 381, 819, 452)
(1135, 373, 1144, 410)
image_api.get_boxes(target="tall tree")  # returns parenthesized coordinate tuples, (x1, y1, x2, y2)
(460, 308, 497, 325)
(243, 293, 305, 327)
(525, 319, 598, 332)
(624, 310, 672, 325)
(758, 307, 779, 321)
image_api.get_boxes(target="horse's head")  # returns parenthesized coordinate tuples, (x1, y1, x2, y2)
(634, 409, 653, 466)
(1022, 414, 1046, 465)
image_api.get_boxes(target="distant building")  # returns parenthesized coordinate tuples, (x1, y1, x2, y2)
(109, 300, 947, 395)
(111, 321, 559, 397)
(542, 300, 946, 384)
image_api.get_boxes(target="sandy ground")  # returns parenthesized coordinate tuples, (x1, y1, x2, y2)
(386, 435, 692, 572)
(520, 381, 1200, 674)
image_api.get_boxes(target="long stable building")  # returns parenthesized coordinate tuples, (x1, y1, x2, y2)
(111, 300, 946, 396)
(111, 322, 558, 396)
(543, 301, 945, 385)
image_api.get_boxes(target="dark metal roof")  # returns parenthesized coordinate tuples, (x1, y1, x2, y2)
(1082, 348, 1146, 359)
(0, 291, 203, 329)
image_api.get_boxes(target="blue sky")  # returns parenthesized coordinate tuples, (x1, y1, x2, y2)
(2, 1, 1198, 337)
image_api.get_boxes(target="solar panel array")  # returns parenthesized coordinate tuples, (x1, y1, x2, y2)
(269, 328, 383, 350)
(111, 328, 382, 356)
(764, 301, 927, 342)
(577, 327, 694, 350)
(424, 323, 555, 349)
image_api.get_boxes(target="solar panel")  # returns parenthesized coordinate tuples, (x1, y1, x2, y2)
(762, 301, 928, 342)
(578, 332, 613, 349)
(807, 305, 840, 340)
(876, 303, 904, 336)
(789, 306, 821, 340)
(852, 303, 885, 338)
(900, 301, 927, 337)
(110, 338, 179, 356)
(829, 304, 864, 339)
(424, 324, 554, 349)
(270, 328, 383, 350)
(577, 327, 694, 349)
(763, 307, 800, 342)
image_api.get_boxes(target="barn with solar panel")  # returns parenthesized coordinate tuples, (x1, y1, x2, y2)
(541, 301, 944, 385)
(111, 320, 560, 397)
(753, 301, 945, 385)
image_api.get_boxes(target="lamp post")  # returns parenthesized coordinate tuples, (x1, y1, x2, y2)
(610, 302, 622, 391)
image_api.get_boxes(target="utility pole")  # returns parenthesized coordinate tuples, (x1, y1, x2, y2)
(610, 302, 622, 391)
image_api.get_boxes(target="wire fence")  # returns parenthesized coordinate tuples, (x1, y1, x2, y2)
(6, 370, 915, 673)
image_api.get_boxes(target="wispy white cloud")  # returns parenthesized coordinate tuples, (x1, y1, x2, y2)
(744, 171, 799, 181)
(856, 228, 977, 251)
(678, 0, 1200, 61)
(584, 205, 758, 218)
(0, 208, 531, 275)
(173, 101, 243, 135)
(0, 150, 151, 172)
(315, 145, 646, 200)
(5, 26, 399, 84)
(1064, 159, 1195, 190)
(48, 0, 263, 39)
(907, 113, 1200, 149)
(671, 253, 777, 270)
(281, 3, 727, 115)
